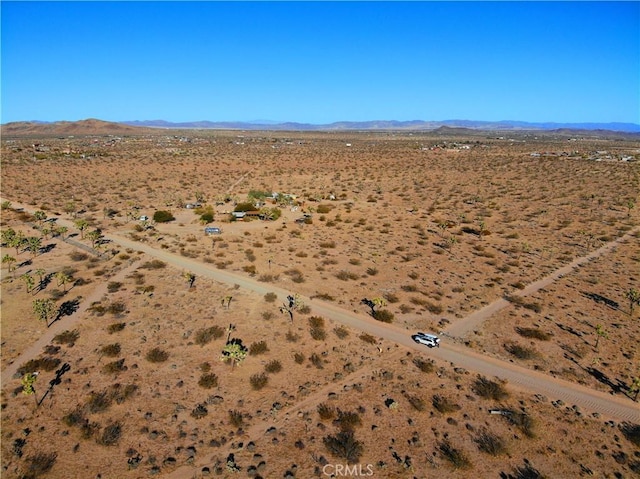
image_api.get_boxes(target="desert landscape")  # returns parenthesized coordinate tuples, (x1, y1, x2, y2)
(1, 120, 639, 479)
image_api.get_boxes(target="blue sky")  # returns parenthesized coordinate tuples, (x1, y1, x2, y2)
(1, 1, 638, 124)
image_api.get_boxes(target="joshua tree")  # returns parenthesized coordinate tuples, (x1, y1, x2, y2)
(8, 230, 25, 256)
(64, 201, 77, 218)
(626, 198, 636, 218)
(221, 339, 248, 369)
(594, 324, 608, 350)
(629, 377, 640, 402)
(2, 254, 16, 273)
(33, 210, 47, 227)
(34, 268, 46, 290)
(280, 294, 304, 323)
(55, 271, 71, 291)
(21, 372, 39, 406)
(33, 298, 57, 327)
(86, 229, 102, 249)
(26, 236, 42, 257)
(477, 219, 487, 240)
(226, 323, 236, 342)
(183, 272, 196, 289)
(625, 288, 640, 317)
(74, 219, 89, 239)
(21, 273, 35, 293)
(54, 225, 68, 240)
(361, 297, 386, 316)
(221, 295, 233, 309)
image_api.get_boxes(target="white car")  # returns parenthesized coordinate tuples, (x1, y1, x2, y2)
(412, 333, 440, 348)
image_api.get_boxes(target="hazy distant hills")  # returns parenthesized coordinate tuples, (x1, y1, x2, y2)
(2, 118, 639, 137)
(122, 119, 640, 133)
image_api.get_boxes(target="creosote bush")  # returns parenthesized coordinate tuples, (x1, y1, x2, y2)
(323, 430, 363, 464)
(293, 352, 305, 364)
(432, 395, 460, 414)
(195, 326, 224, 345)
(98, 422, 122, 446)
(107, 322, 126, 334)
(229, 409, 244, 428)
(505, 343, 538, 360)
(516, 327, 552, 341)
(437, 440, 471, 470)
(473, 375, 509, 400)
(250, 373, 268, 390)
(25, 452, 58, 477)
(372, 309, 394, 323)
(413, 357, 435, 373)
(317, 403, 336, 420)
(264, 359, 282, 373)
(264, 292, 278, 303)
(102, 358, 126, 374)
(198, 373, 219, 389)
(53, 329, 80, 346)
(474, 430, 507, 456)
(100, 343, 121, 357)
(359, 333, 377, 344)
(146, 347, 169, 363)
(249, 340, 269, 355)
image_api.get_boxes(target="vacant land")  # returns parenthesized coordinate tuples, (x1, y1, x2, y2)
(1, 125, 639, 478)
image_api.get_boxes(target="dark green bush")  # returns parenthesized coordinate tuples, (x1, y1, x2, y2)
(146, 347, 169, 363)
(323, 431, 363, 464)
(198, 373, 219, 389)
(373, 309, 394, 323)
(153, 210, 175, 223)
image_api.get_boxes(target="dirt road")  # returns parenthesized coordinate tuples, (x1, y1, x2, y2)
(2, 200, 638, 424)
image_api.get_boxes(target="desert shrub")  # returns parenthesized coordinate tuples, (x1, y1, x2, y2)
(294, 352, 305, 364)
(316, 204, 333, 214)
(53, 329, 79, 346)
(317, 403, 336, 420)
(406, 394, 426, 411)
(298, 304, 311, 314)
(264, 360, 282, 373)
(153, 210, 175, 223)
(336, 409, 362, 431)
(191, 403, 208, 419)
(102, 358, 126, 374)
(505, 343, 538, 360)
(512, 461, 547, 479)
(474, 430, 507, 456)
(69, 251, 88, 261)
(314, 292, 335, 301)
(107, 322, 126, 334)
(516, 327, 552, 341)
(261, 311, 273, 320)
(310, 327, 327, 341)
(100, 343, 121, 357)
(473, 376, 509, 400)
(323, 430, 363, 464)
(264, 292, 278, 303)
(107, 301, 126, 316)
(384, 292, 399, 303)
(146, 347, 169, 363)
(336, 270, 359, 281)
(25, 452, 57, 477)
(194, 326, 224, 345)
(286, 330, 299, 342)
(309, 353, 324, 369)
(333, 326, 349, 339)
(620, 422, 640, 447)
(228, 409, 244, 428)
(366, 267, 378, 276)
(432, 395, 460, 414)
(425, 302, 444, 314)
(62, 407, 86, 427)
(250, 373, 268, 390)
(437, 441, 471, 470)
(507, 412, 536, 438)
(107, 281, 123, 293)
(373, 309, 394, 323)
(110, 383, 138, 403)
(309, 316, 325, 328)
(18, 357, 60, 375)
(98, 422, 122, 446)
(81, 421, 100, 439)
(234, 202, 258, 212)
(198, 373, 219, 389)
(86, 390, 112, 413)
(200, 212, 214, 223)
(140, 259, 166, 269)
(249, 340, 269, 355)
(359, 333, 377, 344)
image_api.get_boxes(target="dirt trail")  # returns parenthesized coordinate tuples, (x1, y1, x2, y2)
(444, 226, 640, 338)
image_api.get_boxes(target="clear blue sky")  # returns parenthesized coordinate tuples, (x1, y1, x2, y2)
(2, 1, 638, 124)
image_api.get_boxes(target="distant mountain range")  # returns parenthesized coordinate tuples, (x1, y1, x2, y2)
(121, 119, 640, 133)
(2, 118, 639, 137)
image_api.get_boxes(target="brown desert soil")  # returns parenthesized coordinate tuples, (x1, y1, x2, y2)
(1, 126, 639, 479)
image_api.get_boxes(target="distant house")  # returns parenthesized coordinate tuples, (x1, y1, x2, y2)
(231, 212, 246, 220)
(204, 227, 222, 235)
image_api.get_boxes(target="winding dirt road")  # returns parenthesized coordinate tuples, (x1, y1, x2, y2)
(2, 200, 638, 424)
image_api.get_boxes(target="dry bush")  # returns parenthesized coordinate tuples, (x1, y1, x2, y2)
(335, 409, 362, 431)
(53, 329, 79, 346)
(473, 376, 509, 400)
(107, 322, 126, 334)
(432, 395, 460, 414)
(86, 390, 112, 413)
(406, 394, 426, 411)
(507, 411, 536, 438)
(24, 451, 57, 477)
(309, 316, 325, 328)
(336, 270, 359, 281)
(194, 325, 224, 345)
(474, 430, 507, 456)
(18, 356, 60, 375)
(317, 403, 336, 420)
(505, 343, 539, 360)
(516, 327, 552, 341)
(384, 292, 399, 303)
(310, 326, 327, 341)
(139, 259, 166, 269)
(250, 373, 268, 390)
(359, 333, 377, 344)
(249, 340, 269, 355)
(198, 373, 219, 389)
(437, 440, 471, 470)
(62, 407, 86, 427)
(264, 359, 282, 373)
(100, 343, 121, 357)
(309, 353, 324, 369)
(620, 422, 640, 447)
(264, 292, 278, 303)
(372, 309, 394, 323)
(293, 352, 305, 364)
(110, 383, 138, 403)
(366, 267, 378, 276)
(286, 330, 300, 342)
(413, 357, 435, 373)
(106, 301, 126, 316)
(228, 409, 244, 428)
(333, 326, 349, 339)
(69, 251, 88, 261)
(102, 358, 126, 374)
(314, 292, 335, 301)
(98, 422, 122, 446)
(145, 347, 169, 363)
(323, 430, 363, 464)
(106, 281, 122, 293)
(511, 461, 547, 479)
(191, 403, 208, 419)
